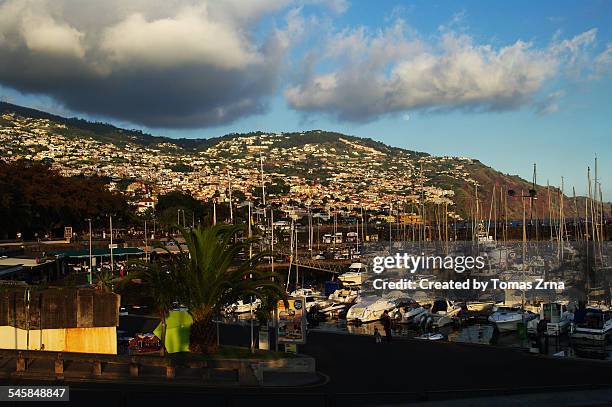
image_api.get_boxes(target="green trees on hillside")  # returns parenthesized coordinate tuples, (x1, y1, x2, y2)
(0, 160, 130, 239)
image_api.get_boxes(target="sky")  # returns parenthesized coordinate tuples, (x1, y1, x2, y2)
(0, 0, 611, 199)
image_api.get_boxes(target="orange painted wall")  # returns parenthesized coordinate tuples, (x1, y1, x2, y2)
(0, 326, 117, 354)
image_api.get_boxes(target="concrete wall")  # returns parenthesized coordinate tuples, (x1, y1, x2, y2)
(0, 326, 116, 354)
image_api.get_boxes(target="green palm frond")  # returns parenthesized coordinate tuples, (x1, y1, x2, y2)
(173, 224, 286, 320)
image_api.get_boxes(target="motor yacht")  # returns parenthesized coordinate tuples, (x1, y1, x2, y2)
(571, 308, 612, 342)
(225, 298, 261, 314)
(428, 299, 462, 328)
(338, 262, 368, 286)
(488, 305, 537, 332)
(346, 294, 402, 324)
(290, 287, 330, 312)
(328, 287, 359, 305)
(395, 301, 428, 325)
(466, 301, 496, 312)
(527, 302, 573, 336)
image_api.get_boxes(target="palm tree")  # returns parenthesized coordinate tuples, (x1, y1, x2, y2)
(126, 259, 180, 356)
(175, 224, 285, 353)
(94, 267, 121, 292)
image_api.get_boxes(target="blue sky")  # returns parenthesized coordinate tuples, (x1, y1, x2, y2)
(0, 0, 611, 199)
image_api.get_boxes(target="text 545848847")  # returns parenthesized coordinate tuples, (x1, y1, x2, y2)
(1, 386, 69, 401)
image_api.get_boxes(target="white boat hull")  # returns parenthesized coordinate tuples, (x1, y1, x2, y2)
(571, 326, 612, 342)
(466, 302, 494, 312)
(398, 308, 428, 324)
(338, 273, 366, 286)
(347, 298, 398, 324)
(494, 319, 522, 332)
(489, 313, 535, 332)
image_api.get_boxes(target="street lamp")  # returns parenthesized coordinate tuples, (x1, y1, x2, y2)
(85, 218, 92, 285)
(144, 219, 148, 263)
(109, 215, 115, 273)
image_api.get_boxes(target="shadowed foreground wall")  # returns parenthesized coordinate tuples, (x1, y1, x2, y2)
(0, 288, 119, 354)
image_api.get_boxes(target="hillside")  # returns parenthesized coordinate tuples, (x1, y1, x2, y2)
(0, 102, 600, 220)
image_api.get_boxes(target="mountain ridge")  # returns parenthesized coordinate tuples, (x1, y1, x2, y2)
(0, 101, 424, 156)
(0, 101, 599, 220)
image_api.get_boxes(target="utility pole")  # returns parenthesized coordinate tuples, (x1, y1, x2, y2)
(308, 207, 312, 257)
(144, 219, 148, 263)
(248, 200, 254, 354)
(271, 208, 278, 351)
(86, 218, 92, 285)
(260, 153, 266, 207)
(271, 208, 275, 275)
(248, 202, 253, 258)
(228, 169, 234, 224)
(109, 215, 114, 272)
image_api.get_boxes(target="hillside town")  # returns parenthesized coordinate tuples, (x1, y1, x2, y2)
(0, 111, 478, 219)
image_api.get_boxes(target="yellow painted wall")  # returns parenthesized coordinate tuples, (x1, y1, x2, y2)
(0, 326, 116, 354)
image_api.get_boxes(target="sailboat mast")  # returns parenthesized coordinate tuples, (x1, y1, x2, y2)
(260, 153, 266, 207)
(585, 167, 591, 303)
(487, 185, 495, 239)
(474, 183, 479, 243)
(227, 169, 233, 224)
(573, 187, 580, 242)
(591, 155, 600, 242)
(547, 181, 553, 241)
(286, 219, 294, 292)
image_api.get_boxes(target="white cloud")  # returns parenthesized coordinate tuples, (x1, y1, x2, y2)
(99, 8, 261, 69)
(592, 43, 612, 79)
(21, 14, 85, 58)
(0, 1, 85, 58)
(285, 23, 605, 121)
(303, 0, 349, 14)
(534, 90, 565, 115)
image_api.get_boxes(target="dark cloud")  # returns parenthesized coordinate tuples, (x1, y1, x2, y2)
(0, 0, 290, 128)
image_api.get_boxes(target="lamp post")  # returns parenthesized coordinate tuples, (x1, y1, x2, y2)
(109, 215, 114, 272)
(86, 218, 92, 285)
(144, 219, 148, 263)
(248, 201, 254, 353)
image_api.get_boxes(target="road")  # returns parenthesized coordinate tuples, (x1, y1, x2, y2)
(2, 329, 611, 406)
(301, 331, 612, 402)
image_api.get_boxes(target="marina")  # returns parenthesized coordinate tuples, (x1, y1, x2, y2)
(0, 1, 611, 404)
